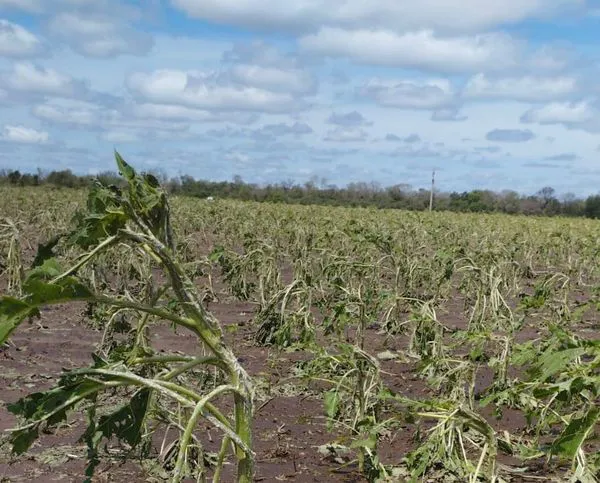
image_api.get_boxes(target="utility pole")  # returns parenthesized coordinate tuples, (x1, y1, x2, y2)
(429, 169, 435, 212)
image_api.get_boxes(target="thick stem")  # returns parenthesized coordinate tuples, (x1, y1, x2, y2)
(234, 392, 254, 483)
(121, 228, 255, 479)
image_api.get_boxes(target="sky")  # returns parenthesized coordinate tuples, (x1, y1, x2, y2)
(1, 1, 600, 195)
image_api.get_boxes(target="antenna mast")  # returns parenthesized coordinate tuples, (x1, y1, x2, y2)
(429, 169, 435, 212)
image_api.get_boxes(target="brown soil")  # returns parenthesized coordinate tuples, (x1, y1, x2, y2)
(0, 254, 593, 482)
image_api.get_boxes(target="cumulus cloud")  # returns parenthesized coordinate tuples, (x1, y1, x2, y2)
(31, 99, 195, 139)
(324, 127, 369, 142)
(404, 133, 421, 143)
(207, 121, 313, 143)
(486, 128, 535, 142)
(131, 103, 258, 125)
(544, 152, 578, 161)
(1, 124, 48, 143)
(384, 133, 421, 143)
(0, 0, 44, 13)
(520, 101, 596, 125)
(257, 121, 313, 136)
(463, 73, 579, 102)
(358, 78, 457, 110)
(100, 130, 140, 143)
(431, 107, 468, 121)
(170, 0, 582, 34)
(300, 28, 519, 73)
(46, 11, 153, 58)
(1, 62, 89, 99)
(127, 69, 307, 113)
(327, 110, 372, 127)
(32, 102, 100, 127)
(0, 19, 45, 58)
(230, 64, 317, 95)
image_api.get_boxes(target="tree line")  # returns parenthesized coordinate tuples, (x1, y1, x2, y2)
(2, 167, 600, 219)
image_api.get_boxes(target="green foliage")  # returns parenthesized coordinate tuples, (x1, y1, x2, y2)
(3, 157, 600, 482)
(1, 151, 255, 483)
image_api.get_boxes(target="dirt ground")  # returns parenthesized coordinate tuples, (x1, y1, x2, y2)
(0, 248, 594, 482)
(1, 289, 574, 482)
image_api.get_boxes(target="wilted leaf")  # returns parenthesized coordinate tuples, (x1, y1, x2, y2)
(9, 426, 39, 455)
(324, 389, 339, 421)
(115, 150, 136, 180)
(23, 277, 94, 306)
(530, 347, 586, 382)
(0, 297, 37, 344)
(550, 406, 600, 461)
(32, 236, 63, 268)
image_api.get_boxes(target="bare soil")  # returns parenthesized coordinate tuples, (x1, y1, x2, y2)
(0, 253, 595, 482)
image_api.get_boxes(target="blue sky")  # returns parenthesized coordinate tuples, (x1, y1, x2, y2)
(1, 0, 600, 195)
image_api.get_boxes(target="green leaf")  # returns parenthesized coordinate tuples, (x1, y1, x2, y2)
(23, 277, 94, 306)
(1, 272, 94, 344)
(550, 406, 600, 460)
(115, 150, 136, 180)
(9, 426, 39, 455)
(8, 379, 103, 423)
(7, 378, 105, 456)
(96, 388, 151, 447)
(78, 387, 151, 481)
(529, 347, 586, 381)
(324, 389, 339, 421)
(0, 297, 37, 344)
(32, 236, 63, 268)
(70, 211, 127, 249)
(350, 436, 377, 450)
(27, 258, 64, 280)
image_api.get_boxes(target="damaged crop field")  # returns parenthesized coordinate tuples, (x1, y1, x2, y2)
(0, 153, 599, 482)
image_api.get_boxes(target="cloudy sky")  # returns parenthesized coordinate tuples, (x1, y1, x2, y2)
(1, 0, 600, 195)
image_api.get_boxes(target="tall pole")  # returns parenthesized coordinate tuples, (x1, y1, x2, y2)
(429, 169, 435, 212)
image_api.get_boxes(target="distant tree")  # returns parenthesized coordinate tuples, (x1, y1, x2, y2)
(561, 193, 584, 217)
(537, 186, 559, 215)
(584, 195, 600, 219)
(8, 170, 21, 185)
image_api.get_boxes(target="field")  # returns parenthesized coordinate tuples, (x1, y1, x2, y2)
(1, 162, 599, 482)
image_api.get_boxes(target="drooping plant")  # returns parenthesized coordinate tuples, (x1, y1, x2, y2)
(0, 152, 255, 482)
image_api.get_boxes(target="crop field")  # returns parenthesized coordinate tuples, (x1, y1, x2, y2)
(0, 156, 599, 482)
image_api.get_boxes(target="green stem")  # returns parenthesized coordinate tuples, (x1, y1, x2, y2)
(212, 436, 231, 483)
(172, 385, 238, 482)
(52, 235, 119, 283)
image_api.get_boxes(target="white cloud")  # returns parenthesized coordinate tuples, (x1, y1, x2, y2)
(171, 0, 583, 34)
(300, 28, 519, 73)
(520, 101, 596, 125)
(46, 12, 153, 57)
(31, 98, 192, 135)
(32, 100, 101, 126)
(463, 73, 578, 102)
(100, 130, 139, 143)
(2, 62, 87, 98)
(324, 126, 369, 142)
(431, 107, 468, 121)
(1, 124, 48, 143)
(529, 44, 577, 72)
(358, 78, 457, 109)
(327, 110, 372, 127)
(127, 69, 306, 113)
(230, 64, 316, 95)
(0, 19, 44, 57)
(131, 103, 257, 124)
(0, 0, 43, 13)
(486, 128, 535, 142)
